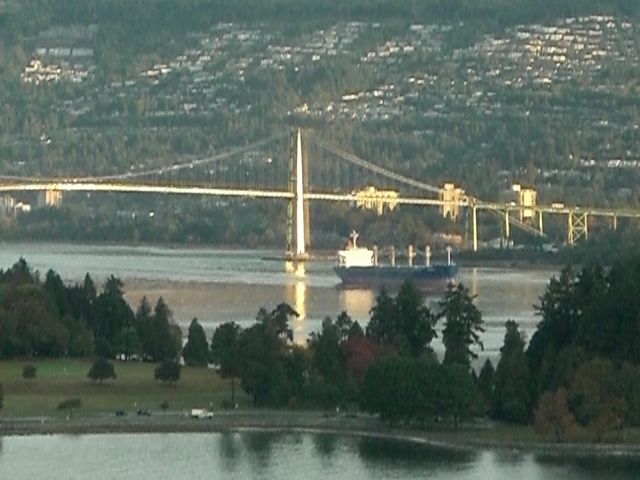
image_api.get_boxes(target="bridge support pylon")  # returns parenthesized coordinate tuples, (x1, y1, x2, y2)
(538, 210, 544, 235)
(568, 210, 588, 245)
(504, 209, 510, 241)
(292, 129, 308, 260)
(472, 202, 478, 252)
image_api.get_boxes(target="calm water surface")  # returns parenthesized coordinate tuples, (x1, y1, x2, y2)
(0, 432, 638, 480)
(0, 242, 553, 361)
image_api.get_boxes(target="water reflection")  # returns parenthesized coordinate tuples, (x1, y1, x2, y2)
(239, 431, 280, 475)
(217, 432, 240, 473)
(493, 449, 527, 466)
(285, 261, 307, 345)
(470, 267, 479, 298)
(535, 453, 640, 479)
(312, 433, 338, 457)
(340, 289, 374, 319)
(240, 430, 280, 456)
(358, 436, 477, 467)
(3, 433, 640, 479)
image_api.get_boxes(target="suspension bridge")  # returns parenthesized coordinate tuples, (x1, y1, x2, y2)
(1, 129, 639, 255)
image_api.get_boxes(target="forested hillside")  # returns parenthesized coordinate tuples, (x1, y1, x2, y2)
(1, 0, 640, 246)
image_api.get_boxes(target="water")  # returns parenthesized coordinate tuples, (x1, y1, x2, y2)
(0, 432, 638, 479)
(0, 242, 553, 362)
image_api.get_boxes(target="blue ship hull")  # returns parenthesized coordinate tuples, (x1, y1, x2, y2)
(334, 263, 459, 289)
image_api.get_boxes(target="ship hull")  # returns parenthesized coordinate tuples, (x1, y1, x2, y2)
(334, 264, 459, 289)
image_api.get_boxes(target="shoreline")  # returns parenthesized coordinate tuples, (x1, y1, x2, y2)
(2, 411, 640, 458)
(0, 240, 562, 272)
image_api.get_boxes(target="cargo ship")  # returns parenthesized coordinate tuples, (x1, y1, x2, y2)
(333, 231, 459, 289)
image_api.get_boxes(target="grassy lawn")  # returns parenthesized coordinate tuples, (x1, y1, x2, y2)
(0, 359, 247, 417)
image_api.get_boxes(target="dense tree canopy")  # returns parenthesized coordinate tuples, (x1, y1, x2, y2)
(360, 356, 479, 424)
(367, 282, 436, 357)
(528, 259, 640, 398)
(525, 259, 640, 439)
(0, 260, 98, 358)
(0, 260, 183, 366)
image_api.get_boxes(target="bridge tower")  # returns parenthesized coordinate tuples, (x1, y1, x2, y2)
(286, 129, 309, 260)
(466, 198, 478, 252)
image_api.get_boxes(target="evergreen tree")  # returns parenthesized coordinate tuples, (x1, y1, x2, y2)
(91, 276, 134, 358)
(63, 314, 95, 357)
(491, 320, 533, 424)
(395, 281, 437, 357)
(439, 283, 484, 368)
(135, 297, 153, 359)
(527, 267, 580, 395)
(334, 310, 354, 343)
(80, 273, 97, 321)
(83, 274, 97, 304)
(366, 287, 396, 345)
(238, 322, 287, 406)
(478, 358, 495, 413)
(183, 318, 209, 366)
(44, 270, 70, 319)
(138, 298, 181, 362)
(260, 303, 296, 342)
(439, 363, 480, 428)
(308, 316, 346, 405)
(210, 322, 241, 404)
(152, 298, 181, 361)
(238, 305, 298, 406)
(366, 281, 436, 357)
(115, 326, 140, 360)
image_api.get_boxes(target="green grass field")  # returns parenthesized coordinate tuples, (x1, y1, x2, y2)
(0, 359, 247, 417)
(4, 359, 640, 448)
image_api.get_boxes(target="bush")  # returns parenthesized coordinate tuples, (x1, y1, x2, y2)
(0, 384, 3, 411)
(57, 398, 81, 411)
(88, 358, 117, 383)
(155, 360, 181, 384)
(160, 400, 169, 410)
(22, 364, 37, 379)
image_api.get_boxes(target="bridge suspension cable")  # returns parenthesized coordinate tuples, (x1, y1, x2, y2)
(73, 132, 289, 182)
(308, 135, 445, 195)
